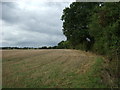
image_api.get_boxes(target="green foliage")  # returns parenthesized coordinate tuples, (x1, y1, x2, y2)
(89, 2, 120, 55)
(61, 2, 98, 48)
(61, 2, 120, 58)
(57, 40, 72, 49)
(61, 2, 120, 52)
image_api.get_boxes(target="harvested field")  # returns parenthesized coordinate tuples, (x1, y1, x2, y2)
(2, 49, 102, 88)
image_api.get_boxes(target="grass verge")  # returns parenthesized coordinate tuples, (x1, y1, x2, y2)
(66, 57, 108, 88)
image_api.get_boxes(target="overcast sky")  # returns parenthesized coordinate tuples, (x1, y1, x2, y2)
(1, 0, 72, 47)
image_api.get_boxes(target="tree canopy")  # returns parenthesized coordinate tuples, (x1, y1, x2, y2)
(61, 2, 120, 53)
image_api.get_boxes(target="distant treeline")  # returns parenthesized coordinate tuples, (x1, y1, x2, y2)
(1, 47, 38, 49)
(1, 45, 65, 50)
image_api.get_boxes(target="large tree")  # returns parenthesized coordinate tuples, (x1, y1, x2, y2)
(61, 2, 98, 49)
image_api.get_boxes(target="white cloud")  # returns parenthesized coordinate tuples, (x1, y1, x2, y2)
(1, 1, 72, 47)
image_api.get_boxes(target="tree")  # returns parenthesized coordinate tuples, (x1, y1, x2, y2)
(57, 40, 72, 49)
(61, 2, 98, 50)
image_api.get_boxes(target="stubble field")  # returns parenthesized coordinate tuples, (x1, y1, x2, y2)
(2, 49, 105, 88)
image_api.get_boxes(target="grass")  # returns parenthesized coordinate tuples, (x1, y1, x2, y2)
(72, 57, 107, 88)
(2, 49, 107, 88)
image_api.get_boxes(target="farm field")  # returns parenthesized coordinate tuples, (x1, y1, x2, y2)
(2, 49, 106, 88)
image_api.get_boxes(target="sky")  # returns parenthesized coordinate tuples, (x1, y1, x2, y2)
(1, 0, 73, 47)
